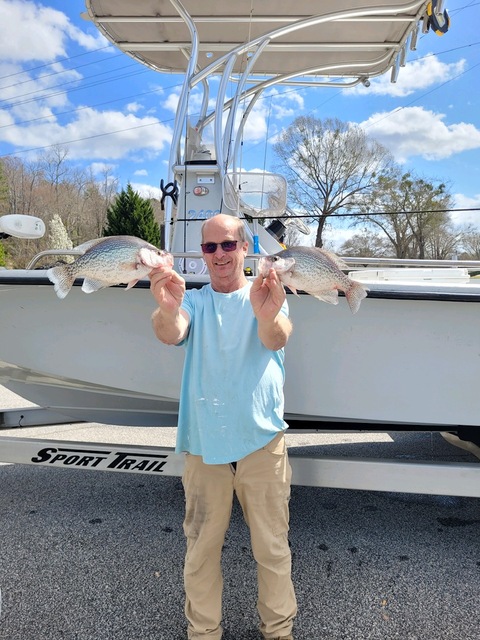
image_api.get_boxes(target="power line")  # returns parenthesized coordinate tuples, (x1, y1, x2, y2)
(0, 53, 125, 92)
(269, 208, 480, 220)
(0, 118, 177, 159)
(0, 45, 112, 81)
(2, 4, 479, 159)
(0, 82, 184, 130)
(0, 62, 146, 107)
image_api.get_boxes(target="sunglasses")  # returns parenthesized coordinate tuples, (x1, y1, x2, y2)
(201, 240, 240, 254)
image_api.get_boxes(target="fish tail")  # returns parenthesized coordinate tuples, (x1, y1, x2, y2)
(346, 280, 368, 314)
(47, 265, 75, 299)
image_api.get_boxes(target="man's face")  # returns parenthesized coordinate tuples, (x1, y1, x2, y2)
(201, 218, 248, 289)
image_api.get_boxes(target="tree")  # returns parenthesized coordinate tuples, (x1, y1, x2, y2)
(0, 241, 6, 268)
(459, 229, 480, 259)
(273, 116, 393, 247)
(353, 169, 455, 259)
(338, 228, 393, 257)
(103, 183, 161, 246)
(0, 161, 9, 215)
(48, 213, 74, 263)
(0, 152, 125, 268)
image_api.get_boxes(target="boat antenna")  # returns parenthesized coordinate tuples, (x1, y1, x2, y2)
(241, 1, 263, 254)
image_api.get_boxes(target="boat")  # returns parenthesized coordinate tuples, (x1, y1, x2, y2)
(1, 1, 479, 492)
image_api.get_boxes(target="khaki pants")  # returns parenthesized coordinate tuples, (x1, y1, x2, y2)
(182, 432, 297, 640)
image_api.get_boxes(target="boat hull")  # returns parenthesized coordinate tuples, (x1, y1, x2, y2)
(1, 271, 479, 430)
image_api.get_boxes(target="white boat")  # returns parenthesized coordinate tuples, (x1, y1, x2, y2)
(1, 1, 479, 491)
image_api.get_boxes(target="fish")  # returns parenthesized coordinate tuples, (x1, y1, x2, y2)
(258, 246, 368, 314)
(47, 235, 173, 299)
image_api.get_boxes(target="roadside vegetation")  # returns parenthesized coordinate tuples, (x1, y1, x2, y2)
(0, 146, 162, 268)
(1, 117, 479, 268)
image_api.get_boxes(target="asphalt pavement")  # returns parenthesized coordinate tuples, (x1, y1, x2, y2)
(0, 386, 479, 640)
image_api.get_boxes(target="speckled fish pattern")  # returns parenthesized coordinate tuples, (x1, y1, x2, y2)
(259, 246, 368, 313)
(47, 235, 172, 299)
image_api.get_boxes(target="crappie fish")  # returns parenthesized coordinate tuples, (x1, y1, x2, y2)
(258, 246, 368, 314)
(47, 235, 173, 299)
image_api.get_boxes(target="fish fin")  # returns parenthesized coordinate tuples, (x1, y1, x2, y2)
(47, 266, 75, 299)
(125, 280, 140, 291)
(286, 285, 299, 296)
(346, 281, 369, 314)
(311, 290, 339, 305)
(81, 278, 111, 294)
(315, 248, 348, 270)
(74, 237, 110, 255)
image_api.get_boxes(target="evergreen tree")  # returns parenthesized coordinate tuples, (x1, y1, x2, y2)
(103, 183, 161, 246)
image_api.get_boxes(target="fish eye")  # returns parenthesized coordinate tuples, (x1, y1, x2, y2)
(271, 256, 278, 262)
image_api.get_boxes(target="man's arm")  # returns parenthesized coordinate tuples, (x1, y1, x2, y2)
(256, 313, 293, 351)
(250, 269, 293, 351)
(149, 267, 190, 345)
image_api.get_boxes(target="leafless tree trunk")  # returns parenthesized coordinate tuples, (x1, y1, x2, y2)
(273, 116, 393, 247)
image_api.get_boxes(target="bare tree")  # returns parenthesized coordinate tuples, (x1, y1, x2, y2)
(353, 169, 455, 259)
(0, 151, 122, 267)
(85, 165, 119, 238)
(338, 227, 393, 257)
(273, 116, 393, 247)
(2, 156, 42, 216)
(459, 228, 480, 259)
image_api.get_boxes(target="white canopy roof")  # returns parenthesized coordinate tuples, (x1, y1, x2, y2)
(84, 0, 435, 86)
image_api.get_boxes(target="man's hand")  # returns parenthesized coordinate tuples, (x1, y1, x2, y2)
(250, 268, 286, 322)
(250, 269, 292, 350)
(150, 265, 186, 312)
(149, 266, 189, 345)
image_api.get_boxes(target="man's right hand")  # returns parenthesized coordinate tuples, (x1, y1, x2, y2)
(150, 266, 186, 312)
(149, 267, 190, 345)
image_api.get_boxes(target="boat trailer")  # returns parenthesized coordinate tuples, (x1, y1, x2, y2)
(1, 407, 479, 498)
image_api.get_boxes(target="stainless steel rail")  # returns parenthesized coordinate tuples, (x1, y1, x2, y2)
(26, 250, 480, 272)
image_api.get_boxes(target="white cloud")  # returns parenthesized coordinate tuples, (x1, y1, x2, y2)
(163, 90, 181, 114)
(0, 0, 104, 63)
(351, 54, 466, 98)
(134, 169, 148, 176)
(360, 106, 480, 162)
(130, 182, 162, 200)
(0, 107, 173, 160)
(323, 226, 356, 251)
(451, 193, 480, 228)
(1, 63, 83, 111)
(126, 102, 142, 113)
(88, 162, 116, 176)
(269, 88, 305, 119)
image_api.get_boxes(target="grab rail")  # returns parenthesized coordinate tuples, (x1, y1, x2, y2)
(26, 249, 480, 274)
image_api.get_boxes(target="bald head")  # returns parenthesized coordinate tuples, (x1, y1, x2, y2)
(201, 214, 246, 243)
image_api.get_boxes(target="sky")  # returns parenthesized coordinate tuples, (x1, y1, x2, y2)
(1, 0, 480, 247)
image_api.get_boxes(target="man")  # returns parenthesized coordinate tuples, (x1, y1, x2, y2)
(149, 213, 296, 640)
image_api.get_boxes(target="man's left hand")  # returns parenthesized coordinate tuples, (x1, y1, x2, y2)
(250, 268, 286, 322)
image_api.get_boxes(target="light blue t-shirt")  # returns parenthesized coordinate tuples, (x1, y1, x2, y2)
(176, 282, 289, 464)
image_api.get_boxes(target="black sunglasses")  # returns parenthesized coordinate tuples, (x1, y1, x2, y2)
(201, 240, 239, 254)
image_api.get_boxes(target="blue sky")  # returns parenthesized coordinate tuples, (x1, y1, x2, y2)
(1, 0, 480, 245)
